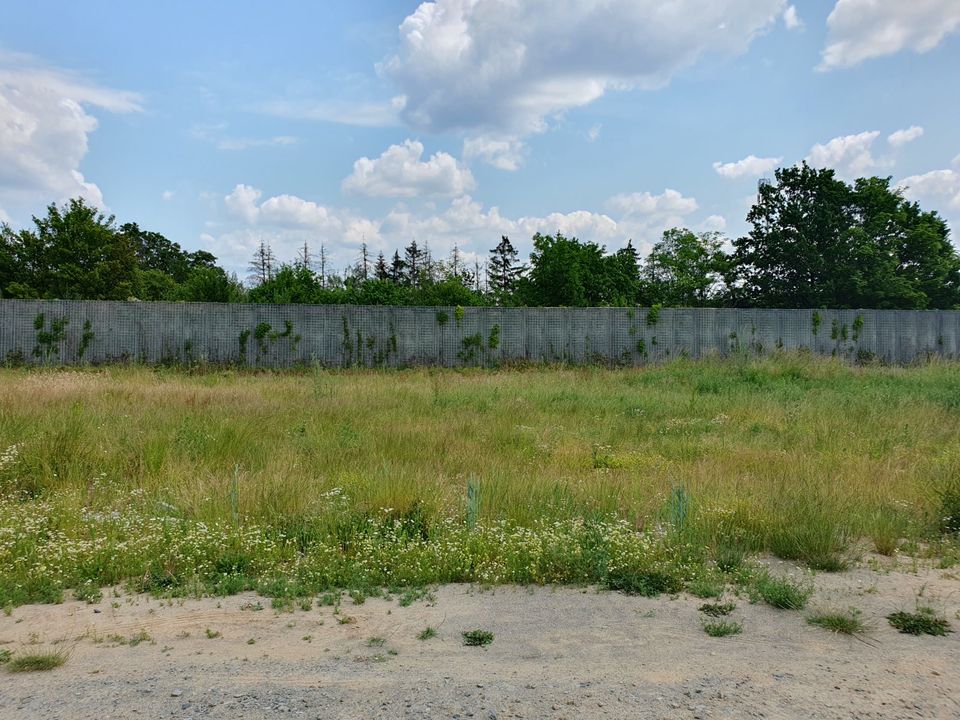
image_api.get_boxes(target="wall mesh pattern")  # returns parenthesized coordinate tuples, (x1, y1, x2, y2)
(1, 300, 957, 367)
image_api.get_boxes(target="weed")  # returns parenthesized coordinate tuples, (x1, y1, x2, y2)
(688, 575, 724, 599)
(753, 572, 813, 610)
(887, 608, 952, 636)
(807, 608, 866, 635)
(462, 629, 494, 647)
(0, 649, 11, 664)
(417, 627, 437, 641)
(6, 650, 68, 672)
(702, 619, 741, 637)
(699, 602, 736, 617)
(205, 628, 221, 639)
(127, 630, 152, 647)
(366, 636, 386, 647)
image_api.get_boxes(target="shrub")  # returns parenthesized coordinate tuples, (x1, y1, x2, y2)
(702, 619, 741, 637)
(887, 608, 952, 636)
(462, 630, 494, 647)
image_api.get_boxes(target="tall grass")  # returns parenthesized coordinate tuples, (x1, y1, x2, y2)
(0, 355, 957, 605)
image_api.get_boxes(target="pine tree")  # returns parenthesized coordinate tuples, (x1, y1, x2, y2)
(389, 250, 405, 284)
(358, 242, 370, 281)
(373, 251, 389, 281)
(247, 239, 276, 286)
(488, 235, 522, 302)
(318, 243, 328, 289)
(296, 241, 312, 270)
(403, 239, 426, 286)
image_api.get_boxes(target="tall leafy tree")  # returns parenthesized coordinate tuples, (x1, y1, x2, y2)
(518, 232, 612, 306)
(642, 229, 728, 306)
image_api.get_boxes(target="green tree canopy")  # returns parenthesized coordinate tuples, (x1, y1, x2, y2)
(641, 228, 728, 307)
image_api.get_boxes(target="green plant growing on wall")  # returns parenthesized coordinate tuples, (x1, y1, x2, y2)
(458, 333, 483, 363)
(341, 315, 353, 366)
(77, 320, 95, 361)
(454, 305, 465, 327)
(32, 313, 69, 362)
(852, 314, 864, 341)
(646, 304, 661, 327)
(812, 311, 822, 335)
(636, 338, 647, 357)
(435, 310, 449, 326)
(488, 324, 501, 350)
(238, 329, 251, 361)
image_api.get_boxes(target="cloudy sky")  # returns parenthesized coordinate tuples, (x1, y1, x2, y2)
(2, 1, 959, 274)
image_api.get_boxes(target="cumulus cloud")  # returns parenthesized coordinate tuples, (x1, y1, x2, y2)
(897, 169, 960, 211)
(713, 154, 782, 179)
(162, 190, 175, 201)
(0, 50, 141, 217)
(342, 139, 476, 197)
(462, 136, 526, 171)
(606, 189, 698, 218)
(806, 131, 884, 178)
(783, 5, 802, 30)
(819, 0, 960, 70)
(206, 184, 707, 275)
(382, 0, 784, 136)
(887, 125, 924, 148)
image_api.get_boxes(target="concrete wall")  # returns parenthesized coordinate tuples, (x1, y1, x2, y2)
(1, 300, 958, 367)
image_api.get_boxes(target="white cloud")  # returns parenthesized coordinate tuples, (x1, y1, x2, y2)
(783, 5, 802, 30)
(258, 99, 401, 127)
(820, 0, 960, 70)
(0, 50, 141, 217)
(713, 154, 782, 179)
(382, 0, 784, 136)
(206, 184, 708, 275)
(888, 125, 924, 148)
(462, 136, 526, 171)
(700, 215, 727, 232)
(342, 139, 476, 198)
(954, 154, 960, 168)
(224, 184, 263, 224)
(217, 135, 298, 151)
(586, 124, 602, 143)
(806, 131, 883, 178)
(162, 190, 175, 201)
(607, 189, 699, 218)
(897, 169, 960, 211)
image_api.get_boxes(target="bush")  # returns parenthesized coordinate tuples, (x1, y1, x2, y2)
(753, 572, 813, 610)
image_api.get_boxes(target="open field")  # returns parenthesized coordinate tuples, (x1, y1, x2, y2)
(1, 356, 959, 606)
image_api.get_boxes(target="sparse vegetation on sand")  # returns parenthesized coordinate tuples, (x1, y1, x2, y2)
(0, 356, 958, 607)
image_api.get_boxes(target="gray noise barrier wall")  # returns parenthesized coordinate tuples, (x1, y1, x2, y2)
(1, 300, 958, 368)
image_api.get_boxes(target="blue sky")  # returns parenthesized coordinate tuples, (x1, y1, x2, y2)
(1, 1, 959, 276)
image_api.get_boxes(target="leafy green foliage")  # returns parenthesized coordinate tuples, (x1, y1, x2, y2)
(753, 572, 813, 610)
(702, 619, 741, 637)
(887, 608, 952, 636)
(462, 629, 494, 646)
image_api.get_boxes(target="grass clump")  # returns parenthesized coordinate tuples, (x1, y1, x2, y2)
(807, 608, 866, 635)
(462, 629, 494, 647)
(6, 650, 67, 672)
(887, 607, 953, 636)
(699, 601, 736, 617)
(753, 572, 813, 610)
(417, 627, 437, 641)
(702, 619, 742, 637)
(366, 636, 386, 647)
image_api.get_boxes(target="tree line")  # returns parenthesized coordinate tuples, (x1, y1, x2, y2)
(2, 163, 958, 309)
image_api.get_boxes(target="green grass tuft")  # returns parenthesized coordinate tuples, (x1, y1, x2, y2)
(702, 619, 741, 637)
(6, 650, 67, 672)
(807, 608, 866, 635)
(699, 601, 736, 617)
(753, 572, 813, 610)
(417, 627, 437, 641)
(462, 629, 494, 647)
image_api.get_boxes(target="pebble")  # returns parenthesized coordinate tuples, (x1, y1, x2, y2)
(170, 690, 183, 698)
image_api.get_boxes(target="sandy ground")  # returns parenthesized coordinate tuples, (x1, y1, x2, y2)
(1, 558, 958, 720)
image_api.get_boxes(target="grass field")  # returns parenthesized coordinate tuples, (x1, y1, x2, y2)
(1, 355, 959, 607)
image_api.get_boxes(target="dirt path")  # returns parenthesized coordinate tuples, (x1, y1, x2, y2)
(1, 559, 958, 720)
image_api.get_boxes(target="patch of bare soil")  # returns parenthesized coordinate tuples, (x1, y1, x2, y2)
(1, 558, 958, 720)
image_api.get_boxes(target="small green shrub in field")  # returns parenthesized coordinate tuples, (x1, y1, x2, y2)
(699, 601, 736, 617)
(0, 649, 11, 664)
(417, 627, 437, 641)
(6, 650, 67, 672)
(807, 608, 866, 635)
(887, 607, 952, 636)
(765, 500, 851, 571)
(73, 580, 103, 604)
(702, 619, 741, 637)
(753, 572, 813, 610)
(688, 575, 724, 599)
(462, 629, 494, 647)
(713, 544, 747, 574)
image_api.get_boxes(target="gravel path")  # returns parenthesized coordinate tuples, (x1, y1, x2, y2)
(1, 559, 958, 719)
